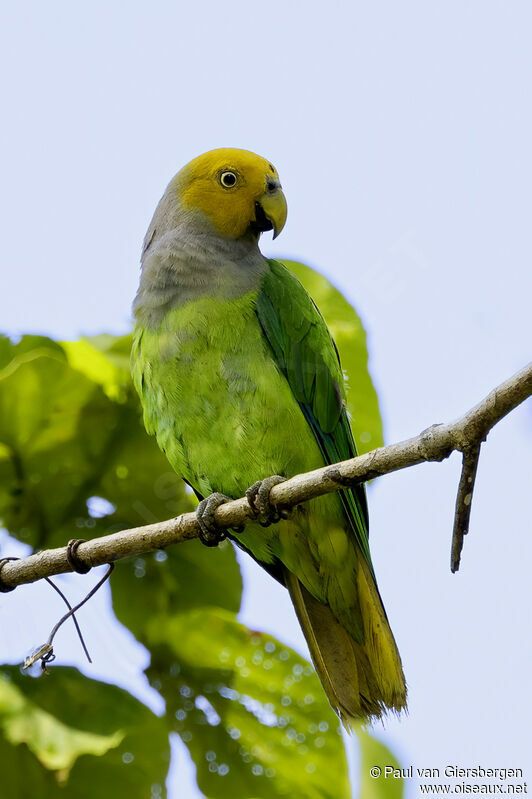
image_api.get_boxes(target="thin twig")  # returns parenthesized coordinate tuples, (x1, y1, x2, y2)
(450, 444, 482, 573)
(0, 361, 530, 590)
(23, 564, 113, 672)
(0, 556, 92, 663)
(43, 577, 92, 664)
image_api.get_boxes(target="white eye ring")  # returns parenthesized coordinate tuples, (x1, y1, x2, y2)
(220, 171, 237, 188)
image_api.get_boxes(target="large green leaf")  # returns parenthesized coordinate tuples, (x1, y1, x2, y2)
(281, 260, 383, 453)
(0, 342, 112, 549)
(111, 538, 242, 637)
(0, 334, 193, 547)
(0, 666, 170, 798)
(0, 730, 65, 797)
(146, 607, 351, 799)
(61, 334, 132, 401)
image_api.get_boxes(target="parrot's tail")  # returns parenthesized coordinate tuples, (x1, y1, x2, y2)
(284, 564, 407, 725)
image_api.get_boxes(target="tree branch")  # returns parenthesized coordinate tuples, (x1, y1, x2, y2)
(0, 361, 530, 591)
(450, 443, 481, 573)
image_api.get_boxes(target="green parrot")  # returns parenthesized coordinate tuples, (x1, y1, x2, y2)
(131, 148, 406, 723)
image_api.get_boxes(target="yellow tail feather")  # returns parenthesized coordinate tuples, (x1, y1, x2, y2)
(284, 565, 407, 725)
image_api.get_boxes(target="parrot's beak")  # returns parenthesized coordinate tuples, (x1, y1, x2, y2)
(254, 185, 288, 239)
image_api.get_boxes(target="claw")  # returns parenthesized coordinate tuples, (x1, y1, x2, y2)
(196, 493, 230, 547)
(245, 475, 288, 526)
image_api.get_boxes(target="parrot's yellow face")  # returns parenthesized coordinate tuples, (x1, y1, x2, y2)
(176, 148, 287, 240)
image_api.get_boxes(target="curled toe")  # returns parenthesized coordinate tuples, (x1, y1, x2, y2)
(196, 493, 230, 547)
(245, 475, 287, 527)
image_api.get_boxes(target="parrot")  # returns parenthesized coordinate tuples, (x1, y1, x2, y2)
(131, 148, 406, 723)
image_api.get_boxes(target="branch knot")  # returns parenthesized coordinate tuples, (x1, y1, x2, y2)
(418, 424, 453, 462)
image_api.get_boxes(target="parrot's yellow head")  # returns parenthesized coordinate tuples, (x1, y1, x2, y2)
(174, 148, 287, 240)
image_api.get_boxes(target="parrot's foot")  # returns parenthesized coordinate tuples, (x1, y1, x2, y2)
(246, 475, 290, 527)
(196, 493, 230, 547)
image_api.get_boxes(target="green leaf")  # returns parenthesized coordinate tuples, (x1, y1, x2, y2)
(61, 335, 132, 401)
(0, 671, 122, 771)
(0, 333, 15, 369)
(0, 666, 170, 798)
(111, 538, 242, 637)
(280, 260, 383, 453)
(356, 724, 404, 799)
(0, 731, 63, 797)
(146, 607, 351, 799)
(0, 345, 113, 548)
(0, 333, 195, 549)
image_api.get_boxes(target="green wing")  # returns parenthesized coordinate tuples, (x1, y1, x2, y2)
(256, 259, 374, 575)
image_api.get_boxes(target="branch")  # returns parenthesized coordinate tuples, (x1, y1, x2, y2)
(450, 443, 481, 573)
(0, 361, 530, 591)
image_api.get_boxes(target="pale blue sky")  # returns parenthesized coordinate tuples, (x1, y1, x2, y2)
(1, 2, 531, 797)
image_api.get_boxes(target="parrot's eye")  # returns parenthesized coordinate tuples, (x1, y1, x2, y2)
(219, 171, 237, 188)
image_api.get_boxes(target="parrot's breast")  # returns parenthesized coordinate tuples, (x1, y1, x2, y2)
(132, 291, 324, 498)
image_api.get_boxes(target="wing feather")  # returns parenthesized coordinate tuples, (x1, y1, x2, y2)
(256, 259, 372, 573)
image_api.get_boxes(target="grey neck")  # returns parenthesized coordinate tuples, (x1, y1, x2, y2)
(133, 214, 267, 328)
